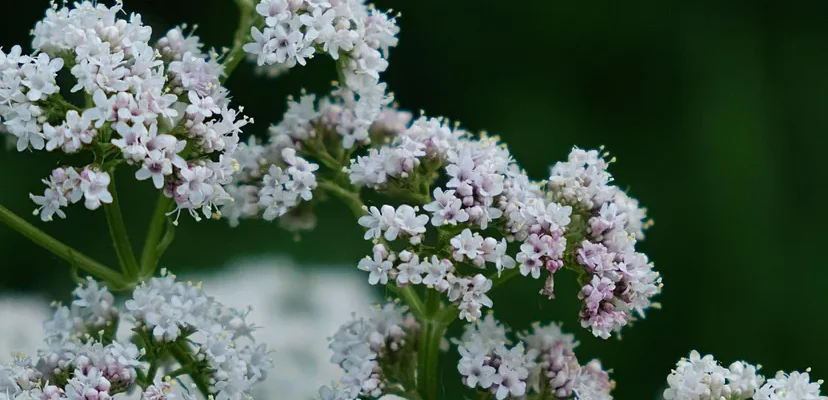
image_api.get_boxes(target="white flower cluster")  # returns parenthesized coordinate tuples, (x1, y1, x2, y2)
(543, 148, 662, 339)
(344, 120, 660, 332)
(349, 116, 460, 188)
(358, 205, 428, 245)
(244, 0, 399, 147)
(125, 271, 272, 400)
(505, 197, 571, 297)
(0, 281, 143, 400)
(30, 166, 113, 221)
(456, 316, 614, 400)
(449, 229, 515, 275)
(259, 148, 319, 221)
(356, 242, 495, 322)
(664, 351, 827, 400)
(43, 278, 119, 338)
(220, 140, 320, 228)
(222, 88, 415, 228)
(0, 258, 378, 400)
(0, 47, 63, 152)
(142, 376, 188, 400)
(456, 316, 534, 400)
(3, 1, 250, 223)
(320, 303, 418, 400)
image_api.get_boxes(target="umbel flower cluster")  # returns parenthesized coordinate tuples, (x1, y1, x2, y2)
(214, 0, 660, 399)
(664, 351, 826, 400)
(0, 273, 272, 400)
(230, 89, 662, 339)
(2, 1, 248, 223)
(243, 0, 398, 148)
(1, 1, 817, 400)
(456, 315, 613, 400)
(320, 302, 419, 399)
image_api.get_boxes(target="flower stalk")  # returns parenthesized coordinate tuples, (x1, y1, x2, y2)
(169, 341, 211, 399)
(139, 194, 175, 279)
(0, 204, 129, 288)
(417, 290, 448, 400)
(222, 0, 257, 83)
(102, 173, 140, 280)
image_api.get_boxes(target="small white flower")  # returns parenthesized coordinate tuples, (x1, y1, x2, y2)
(21, 53, 63, 101)
(424, 188, 469, 226)
(135, 150, 172, 189)
(422, 256, 452, 292)
(396, 251, 423, 285)
(186, 91, 220, 117)
(358, 244, 393, 285)
(80, 169, 113, 210)
(451, 229, 484, 262)
(394, 205, 428, 243)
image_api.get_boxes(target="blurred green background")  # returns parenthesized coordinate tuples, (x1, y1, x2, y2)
(2, 0, 827, 399)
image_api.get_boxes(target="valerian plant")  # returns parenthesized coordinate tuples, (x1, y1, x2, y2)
(0, 1, 824, 400)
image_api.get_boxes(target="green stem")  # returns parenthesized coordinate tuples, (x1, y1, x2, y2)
(103, 173, 140, 280)
(397, 285, 426, 321)
(305, 140, 345, 171)
(169, 342, 211, 398)
(318, 180, 364, 218)
(417, 290, 448, 400)
(417, 320, 433, 399)
(222, 0, 257, 84)
(144, 358, 159, 388)
(167, 366, 192, 379)
(139, 194, 174, 280)
(424, 288, 441, 315)
(0, 204, 129, 288)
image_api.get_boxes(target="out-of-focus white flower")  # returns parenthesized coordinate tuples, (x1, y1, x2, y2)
(0, 297, 49, 362)
(187, 257, 377, 400)
(664, 351, 766, 400)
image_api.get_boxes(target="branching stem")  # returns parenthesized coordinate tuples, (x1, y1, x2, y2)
(0, 204, 129, 289)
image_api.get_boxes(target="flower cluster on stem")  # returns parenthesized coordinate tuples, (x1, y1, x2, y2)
(1, 273, 272, 400)
(455, 315, 614, 400)
(664, 351, 826, 400)
(319, 302, 420, 400)
(0, 1, 250, 224)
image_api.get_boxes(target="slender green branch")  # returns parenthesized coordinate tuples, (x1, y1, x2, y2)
(103, 173, 140, 279)
(424, 288, 441, 315)
(167, 366, 192, 379)
(222, 0, 257, 84)
(139, 194, 174, 279)
(304, 140, 345, 171)
(144, 357, 159, 388)
(417, 318, 433, 399)
(397, 285, 426, 321)
(318, 180, 365, 218)
(417, 290, 447, 400)
(155, 219, 176, 262)
(169, 341, 211, 399)
(0, 204, 129, 288)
